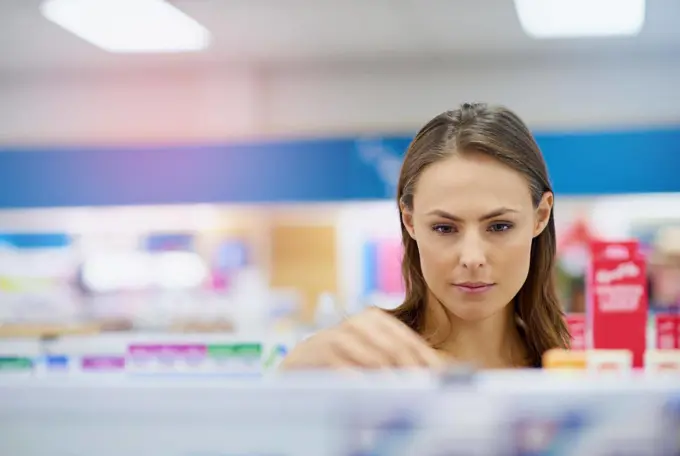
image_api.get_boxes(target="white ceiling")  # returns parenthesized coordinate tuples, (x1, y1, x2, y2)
(1, 0, 680, 73)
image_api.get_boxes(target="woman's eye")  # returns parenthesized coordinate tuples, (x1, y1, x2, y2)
(432, 224, 454, 234)
(489, 222, 513, 233)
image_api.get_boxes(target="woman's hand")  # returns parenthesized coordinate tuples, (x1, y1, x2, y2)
(280, 308, 445, 370)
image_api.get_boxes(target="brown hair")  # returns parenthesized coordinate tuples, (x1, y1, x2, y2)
(390, 102, 570, 367)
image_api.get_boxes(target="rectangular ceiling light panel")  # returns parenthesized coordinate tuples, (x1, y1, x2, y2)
(514, 0, 646, 39)
(41, 0, 211, 53)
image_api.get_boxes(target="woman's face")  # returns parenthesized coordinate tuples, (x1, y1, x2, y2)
(402, 152, 552, 322)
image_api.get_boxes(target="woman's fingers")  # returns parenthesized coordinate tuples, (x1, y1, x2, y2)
(340, 309, 445, 369)
(327, 327, 394, 368)
(281, 308, 449, 371)
(370, 311, 445, 368)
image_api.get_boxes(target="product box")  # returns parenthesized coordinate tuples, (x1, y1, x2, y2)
(645, 350, 680, 373)
(587, 349, 633, 372)
(542, 349, 633, 372)
(0, 339, 40, 377)
(0, 356, 34, 377)
(656, 314, 679, 350)
(565, 314, 587, 350)
(35, 354, 72, 375)
(587, 240, 648, 368)
(543, 349, 586, 370)
(127, 342, 263, 375)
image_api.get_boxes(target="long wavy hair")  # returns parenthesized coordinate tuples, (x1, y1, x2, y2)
(390, 103, 570, 367)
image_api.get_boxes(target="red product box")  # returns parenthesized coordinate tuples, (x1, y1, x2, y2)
(587, 240, 648, 368)
(565, 313, 587, 350)
(656, 314, 679, 350)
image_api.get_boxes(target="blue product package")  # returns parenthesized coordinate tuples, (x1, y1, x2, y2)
(215, 240, 249, 271)
(145, 233, 195, 252)
(45, 355, 69, 370)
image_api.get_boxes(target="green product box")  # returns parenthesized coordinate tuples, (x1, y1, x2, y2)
(0, 357, 34, 371)
(207, 343, 262, 359)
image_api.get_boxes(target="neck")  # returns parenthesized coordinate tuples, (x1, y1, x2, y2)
(421, 291, 527, 369)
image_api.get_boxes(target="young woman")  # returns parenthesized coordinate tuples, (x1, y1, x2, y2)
(282, 103, 571, 370)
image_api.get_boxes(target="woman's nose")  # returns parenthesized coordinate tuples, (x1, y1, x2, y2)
(458, 234, 487, 269)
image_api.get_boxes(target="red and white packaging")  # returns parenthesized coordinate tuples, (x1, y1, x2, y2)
(565, 314, 587, 351)
(644, 349, 680, 373)
(587, 240, 648, 368)
(587, 349, 633, 373)
(656, 314, 679, 350)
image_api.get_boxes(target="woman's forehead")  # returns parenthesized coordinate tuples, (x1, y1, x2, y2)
(413, 154, 533, 213)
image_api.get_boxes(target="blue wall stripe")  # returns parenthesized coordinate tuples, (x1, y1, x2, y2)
(0, 127, 679, 208)
(0, 233, 71, 249)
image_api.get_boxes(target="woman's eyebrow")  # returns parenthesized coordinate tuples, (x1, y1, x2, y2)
(426, 207, 519, 222)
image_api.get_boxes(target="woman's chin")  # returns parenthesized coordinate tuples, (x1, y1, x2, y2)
(446, 302, 506, 322)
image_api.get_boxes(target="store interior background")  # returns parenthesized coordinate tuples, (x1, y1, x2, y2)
(1, 0, 680, 355)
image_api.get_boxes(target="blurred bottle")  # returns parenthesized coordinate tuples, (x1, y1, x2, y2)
(314, 292, 342, 330)
(231, 267, 270, 336)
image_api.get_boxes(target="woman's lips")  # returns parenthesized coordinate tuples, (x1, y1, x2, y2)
(453, 283, 495, 294)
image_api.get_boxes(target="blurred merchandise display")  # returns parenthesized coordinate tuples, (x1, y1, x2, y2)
(0, 225, 302, 338)
(360, 239, 406, 311)
(656, 314, 680, 350)
(565, 314, 586, 350)
(556, 218, 593, 313)
(314, 291, 343, 330)
(1, 197, 680, 375)
(362, 239, 404, 296)
(0, 370, 678, 455)
(647, 226, 680, 312)
(0, 234, 81, 325)
(0, 332, 298, 376)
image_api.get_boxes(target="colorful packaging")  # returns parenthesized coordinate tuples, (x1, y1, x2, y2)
(128, 344, 207, 373)
(587, 349, 633, 372)
(645, 350, 680, 373)
(127, 342, 263, 375)
(0, 356, 34, 375)
(543, 349, 633, 372)
(565, 314, 587, 350)
(656, 314, 679, 350)
(37, 354, 72, 375)
(80, 355, 126, 373)
(587, 240, 648, 368)
(543, 349, 586, 370)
